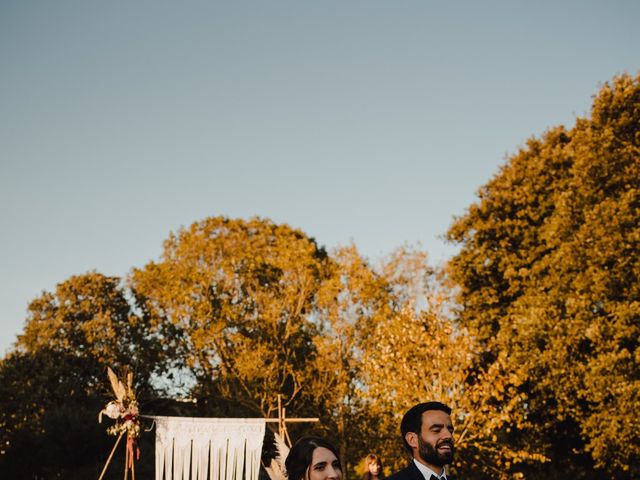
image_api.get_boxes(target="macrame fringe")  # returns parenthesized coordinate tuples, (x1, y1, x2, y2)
(151, 416, 266, 480)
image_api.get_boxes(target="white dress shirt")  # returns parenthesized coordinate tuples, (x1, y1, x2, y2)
(412, 458, 447, 480)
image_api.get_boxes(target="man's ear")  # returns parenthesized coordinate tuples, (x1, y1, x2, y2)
(405, 431, 419, 450)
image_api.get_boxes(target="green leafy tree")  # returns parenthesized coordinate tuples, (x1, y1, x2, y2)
(447, 74, 640, 478)
(0, 349, 125, 478)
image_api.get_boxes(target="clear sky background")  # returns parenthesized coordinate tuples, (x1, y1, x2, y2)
(1, 1, 639, 355)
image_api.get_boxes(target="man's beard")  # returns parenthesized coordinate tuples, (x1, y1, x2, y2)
(417, 435, 455, 467)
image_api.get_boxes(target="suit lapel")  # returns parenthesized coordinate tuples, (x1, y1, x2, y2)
(408, 461, 425, 480)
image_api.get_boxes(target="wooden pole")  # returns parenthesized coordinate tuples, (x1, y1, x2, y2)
(98, 431, 125, 480)
(282, 407, 293, 446)
(277, 394, 283, 438)
(265, 418, 320, 423)
(131, 447, 136, 480)
(124, 438, 129, 480)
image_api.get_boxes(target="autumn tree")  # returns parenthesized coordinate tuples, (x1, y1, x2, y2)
(309, 245, 392, 474)
(447, 74, 640, 478)
(0, 272, 163, 476)
(17, 272, 161, 394)
(130, 216, 329, 418)
(359, 247, 547, 479)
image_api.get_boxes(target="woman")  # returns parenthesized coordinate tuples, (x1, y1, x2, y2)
(361, 453, 384, 480)
(285, 436, 343, 480)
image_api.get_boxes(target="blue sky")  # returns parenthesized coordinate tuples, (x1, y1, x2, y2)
(1, 1, 639, 354)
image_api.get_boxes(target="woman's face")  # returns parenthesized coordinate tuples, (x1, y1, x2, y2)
(308, 447, 342, 480)
(368, 462, 380, 476)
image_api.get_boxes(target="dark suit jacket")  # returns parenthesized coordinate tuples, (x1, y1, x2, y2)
(386, 461, 456, 480)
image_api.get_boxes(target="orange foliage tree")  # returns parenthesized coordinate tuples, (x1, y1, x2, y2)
(360, 248, 547, 479)
(447, 74, 640, 478)
(130, 216, 330, 418)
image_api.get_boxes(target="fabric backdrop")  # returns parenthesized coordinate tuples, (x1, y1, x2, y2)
(151, 416, 266, 480)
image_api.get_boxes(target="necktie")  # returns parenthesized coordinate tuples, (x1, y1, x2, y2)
(429, 476, 440, 480)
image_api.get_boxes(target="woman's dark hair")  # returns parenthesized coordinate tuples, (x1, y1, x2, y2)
(285, 436, 341, 480)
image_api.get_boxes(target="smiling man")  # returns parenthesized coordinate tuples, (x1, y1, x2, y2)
(387, 402, 456, 480)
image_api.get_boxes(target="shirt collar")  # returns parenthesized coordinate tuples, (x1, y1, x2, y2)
(412, 458, 446, 480)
